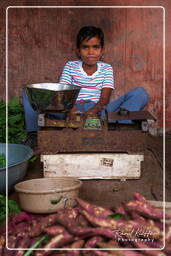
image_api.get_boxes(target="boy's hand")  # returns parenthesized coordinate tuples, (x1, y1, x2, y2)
(67, 106, 81, 121)
(85, 109, 99, 119)
(67, 112, 78, 121)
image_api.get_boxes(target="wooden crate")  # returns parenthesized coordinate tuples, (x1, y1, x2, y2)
(41, 153, 144, 180)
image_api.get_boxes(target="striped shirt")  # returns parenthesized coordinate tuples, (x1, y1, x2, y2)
(59, 60, 114, 103)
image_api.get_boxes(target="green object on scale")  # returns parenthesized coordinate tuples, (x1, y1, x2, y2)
(84, 118, 101, 130)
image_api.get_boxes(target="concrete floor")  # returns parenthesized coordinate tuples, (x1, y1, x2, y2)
(11, 132, 171, 208)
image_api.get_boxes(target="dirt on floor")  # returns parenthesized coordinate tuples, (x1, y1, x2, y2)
(9, 131, 171, 208)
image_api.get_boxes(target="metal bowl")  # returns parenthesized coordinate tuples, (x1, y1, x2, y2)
(26, 83, 81, 112)
(0, 143, 33, 194)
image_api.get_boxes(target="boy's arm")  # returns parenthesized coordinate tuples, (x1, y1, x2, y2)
(68, 88, 112, 121)
(85, 88, 112, 117)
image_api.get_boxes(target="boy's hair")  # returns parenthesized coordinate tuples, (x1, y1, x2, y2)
(76, 26, 104, 48)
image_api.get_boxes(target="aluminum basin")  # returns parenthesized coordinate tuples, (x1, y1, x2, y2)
(0, 143, 33, 194)
(26, 83, 81, 112)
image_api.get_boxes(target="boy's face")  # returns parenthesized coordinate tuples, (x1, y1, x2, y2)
(78, 37, 104, 66)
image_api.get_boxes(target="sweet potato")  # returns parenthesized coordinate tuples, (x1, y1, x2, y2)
(62, 207, 89, 226)
(120, 251, 146, 256)
(165, 225, 171, 243)
(15, 237, 32, 256)
(84, 236, 104, 248)
(41, 232, 74, 255)
(129, 212, 146, 222)
(81, 209, 117, 229)
(29, 214, 58, 237)
(0, 224, 6, 235)
(7, 234, 17, 249)
(64, 241, 85, 256)
(83, 251, 97, 256)
(75, 213, 89, 227)
(124, 200, 165, 220)
(67, 251, 81, 256)
(95, 246, 146, 256)
(66, 226, 93, 237)
(11, 212, 34, 226)
(0, 234, 5, 247)
(15, 224, 32, 238)
(133, 193, 147, 203)
(97, 240, 119, 249)
(43, 225, 66, 236)
(0, 235, 5, 255)
(4, 235, 18, 256)
(67, 239, 85, 248)
(94, 251, 113, 256)
(154, 220, 164, 231)
(52, 253, 66, 256)
(6, 221, 32, 238)
(164, 244, 171, 255)
(95, 248, 142, 256)
(132, 241, 166, 256)
(55, 211, 77, 229)
(81, 210, 161, 240)
(2, 247, 15, 256)
(55, 208, 90, 233)
(88, 227, 119, 240)
(112, 205, 127, 216)
(67, 226, 118, 240)
(14, 237, 31, 256)
(146, 240, 163, 248)
(34, 250, 46, 256)
(59, 208, 79, 220)
(76, 198, 113, 218)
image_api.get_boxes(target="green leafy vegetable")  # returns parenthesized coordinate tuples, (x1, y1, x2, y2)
(0, 97, 27, 144)
(107, 213, 123, 219)
(0, 153, 6, 167)
(29, 155, 38, 163)
(0, 194, 21, 222)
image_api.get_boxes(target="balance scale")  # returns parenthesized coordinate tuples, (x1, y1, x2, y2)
(26, 83, 156, 181)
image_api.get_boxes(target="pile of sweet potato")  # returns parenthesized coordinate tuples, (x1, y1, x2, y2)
(0, 193, 171, 256)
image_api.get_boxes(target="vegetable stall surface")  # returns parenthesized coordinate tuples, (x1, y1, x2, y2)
(0, 193, 170, 256)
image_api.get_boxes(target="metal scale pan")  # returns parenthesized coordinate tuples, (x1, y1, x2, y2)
(26, 83, 81, 128)
(26, 83, 81, 113)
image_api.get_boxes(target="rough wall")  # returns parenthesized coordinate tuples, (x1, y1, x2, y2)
(0, 0, 170, 128)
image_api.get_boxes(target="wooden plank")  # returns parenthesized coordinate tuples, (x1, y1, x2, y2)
(108, 110, 156, 121)
(41, 153, 144, 180)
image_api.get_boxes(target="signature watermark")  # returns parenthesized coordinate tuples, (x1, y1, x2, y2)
(113, 227, 156, 242)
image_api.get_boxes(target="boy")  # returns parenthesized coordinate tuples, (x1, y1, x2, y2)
(59, 26, 149, 121)
(22, 26, 149, 145)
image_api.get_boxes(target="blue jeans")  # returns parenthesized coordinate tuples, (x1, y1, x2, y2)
(22, 87, 149, 132)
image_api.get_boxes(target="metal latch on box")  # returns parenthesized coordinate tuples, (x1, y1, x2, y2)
(38, 113, 45, 127)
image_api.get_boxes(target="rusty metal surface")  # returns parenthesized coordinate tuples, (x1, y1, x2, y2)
(38, 129, 149, 154)
(45, 118, 83, 128)
(43, 110, 155, 128)
(108, 110, 156, 121)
